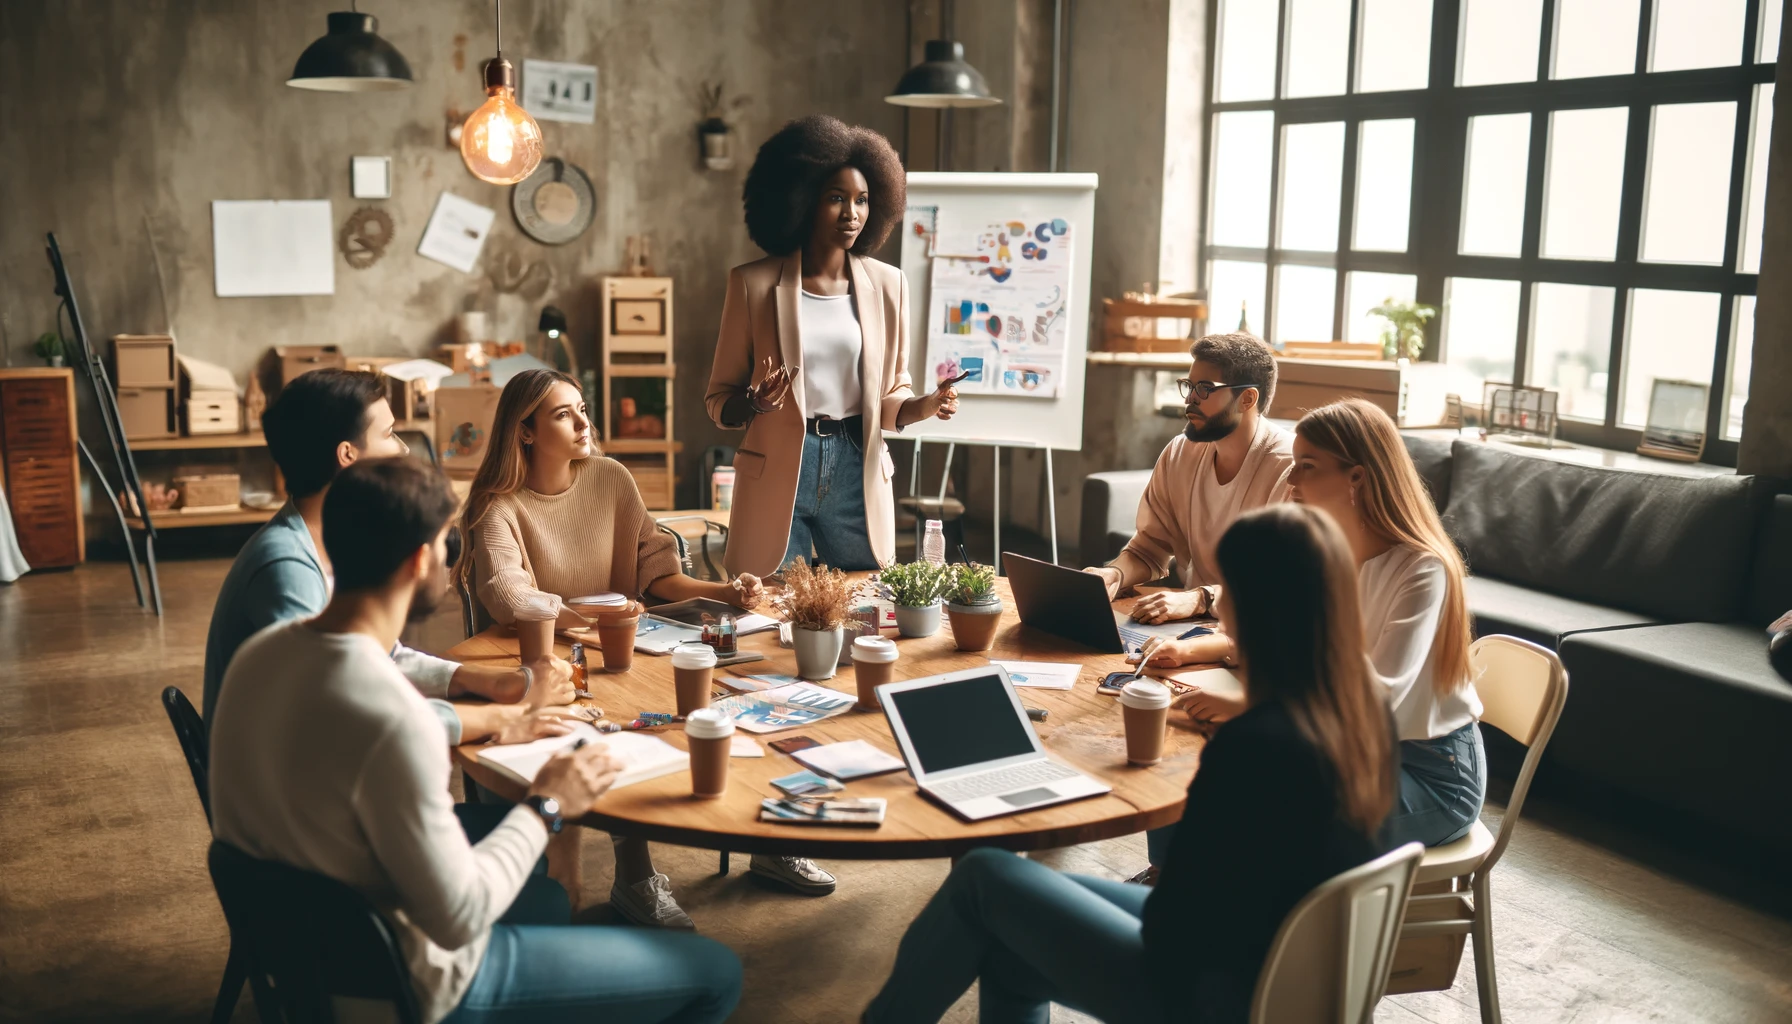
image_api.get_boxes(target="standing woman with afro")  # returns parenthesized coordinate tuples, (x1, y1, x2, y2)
(706, 115, 960, 574)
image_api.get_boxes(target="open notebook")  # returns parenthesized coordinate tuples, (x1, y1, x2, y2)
(477, 723, 688, 790)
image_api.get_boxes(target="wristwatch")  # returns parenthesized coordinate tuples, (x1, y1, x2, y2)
(517, 664, 534, 701)
(526, 794, 564, 834)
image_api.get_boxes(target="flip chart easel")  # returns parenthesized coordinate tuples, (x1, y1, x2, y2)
(892, 172, 1098, 572)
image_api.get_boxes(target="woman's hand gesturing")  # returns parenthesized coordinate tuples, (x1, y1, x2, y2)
(747, 356, 795, 414)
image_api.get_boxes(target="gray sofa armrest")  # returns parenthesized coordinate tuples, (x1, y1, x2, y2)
(1080, 470, 1153, 566)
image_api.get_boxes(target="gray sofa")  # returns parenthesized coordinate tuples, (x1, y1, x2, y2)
(1081, 437, 1792, 855)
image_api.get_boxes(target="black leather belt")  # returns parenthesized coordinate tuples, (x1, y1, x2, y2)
(807, 415, 863, 437)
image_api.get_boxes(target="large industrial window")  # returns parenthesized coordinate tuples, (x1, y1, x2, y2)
(1200, 0, 1779, 460)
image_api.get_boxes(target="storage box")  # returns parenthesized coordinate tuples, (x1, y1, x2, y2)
(173, 469, 241, 510)
(269, 345, 347, 392)
(185, 390, 242, 434)
(433, 385, 502, 477)
(117, 386, 178, 440)
(113, 335, 177, 387)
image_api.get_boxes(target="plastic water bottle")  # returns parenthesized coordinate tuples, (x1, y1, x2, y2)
(923, 520, 946, 565)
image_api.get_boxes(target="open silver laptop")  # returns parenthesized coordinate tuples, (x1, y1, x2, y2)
(879, 666, 1111, 821)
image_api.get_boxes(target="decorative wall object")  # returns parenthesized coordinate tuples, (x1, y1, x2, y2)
(339, 207, 395, 269)
(511, 157, 596, 244)
(487, 247, 554, 300)
(522, 59, 598, 124)
(351, 156, 392, 198)
(697, 81, 749, 171)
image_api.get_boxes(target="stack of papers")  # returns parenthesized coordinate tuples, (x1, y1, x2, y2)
(759, 797, 886, 826)
(707, 681, 857, 733)
(478, 724, 688, 789)
(791, 739, 907, 780)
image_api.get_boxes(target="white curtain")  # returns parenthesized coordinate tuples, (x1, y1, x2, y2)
(0, 484, 31, 583)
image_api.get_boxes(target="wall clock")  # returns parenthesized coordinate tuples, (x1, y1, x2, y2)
(511, 157, 596, 245)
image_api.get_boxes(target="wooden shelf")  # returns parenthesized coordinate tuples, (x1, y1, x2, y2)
(1085, 351, 1188, 369)
(130, 431, 267, 451)
(604, 438, 682, 453)
(124, 506, 278, 530)
(605, 363, 676, 378)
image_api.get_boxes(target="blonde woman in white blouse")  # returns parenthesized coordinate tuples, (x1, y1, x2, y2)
(1145, 397, 1483, 859)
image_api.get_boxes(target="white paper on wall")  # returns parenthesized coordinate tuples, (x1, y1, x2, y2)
(211, 200, 335, 297)
(417, 192, 496, 273)
(522, 60, 598, 124)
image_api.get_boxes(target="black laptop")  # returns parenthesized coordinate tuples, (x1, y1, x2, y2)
(1004, 552, 1197, 654)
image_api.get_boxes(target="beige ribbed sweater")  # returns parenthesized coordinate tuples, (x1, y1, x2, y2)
(473, 456, 683, 623)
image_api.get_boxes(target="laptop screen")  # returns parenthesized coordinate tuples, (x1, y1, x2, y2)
(888, 673, 1037, 774)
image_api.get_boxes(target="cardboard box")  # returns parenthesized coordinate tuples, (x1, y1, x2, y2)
(117, 386, 177, 440)
(265, 345, 347, 395)
(173, 469, 240, 510)
(113, 335, 177, 387)
(433, 385, 502, 477)
(186, 390, 242, 434)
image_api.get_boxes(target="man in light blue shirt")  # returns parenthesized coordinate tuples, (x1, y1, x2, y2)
(202, 369, 571, 740)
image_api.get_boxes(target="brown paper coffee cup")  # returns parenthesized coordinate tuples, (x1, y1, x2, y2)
(671, 643, 718, 716)
(1119, 679, 1173, 765)
(684, 709, 733, 798)
(850, 635, 899, 710)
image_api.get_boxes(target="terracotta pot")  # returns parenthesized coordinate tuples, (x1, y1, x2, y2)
(893, 602, 942, 638)
(792, 625, 844, 680)
(945, 599, 1004, 652)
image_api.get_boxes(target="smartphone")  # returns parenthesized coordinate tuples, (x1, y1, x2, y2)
(1097, 672, 1138, 695)
(768, 736, 821, 755)
(938, 370, 972, 388)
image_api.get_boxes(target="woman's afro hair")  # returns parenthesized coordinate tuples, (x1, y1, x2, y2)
(742, 115, 906, 257)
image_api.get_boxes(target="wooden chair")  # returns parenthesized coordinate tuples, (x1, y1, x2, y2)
(1251, 842, 1425, 1023)
(1387, 635, 1570, 1023)
(158, 687, 278, 1024)
(208, 840, 424, 1024)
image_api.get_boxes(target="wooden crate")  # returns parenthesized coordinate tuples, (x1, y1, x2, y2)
(1273, 357, 1451, 427)
(434, 385, 502, 478)
(185, 390, 242, 434)
(1100, 296, 1206, 354)
(173, 469, 241, 510)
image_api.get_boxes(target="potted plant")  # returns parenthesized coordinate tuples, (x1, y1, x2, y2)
(696, 81, 748, 171)
(1367, 298, 1437, 361)
(774, 559, 859, 680)
(944, 562, 1003, 652)
(879, 560, 949, 639)
(34, 332, 65, 367)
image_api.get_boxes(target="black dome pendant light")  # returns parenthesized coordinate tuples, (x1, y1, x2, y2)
(886, 40, 1002, 108)
(287, 1, 414, 92)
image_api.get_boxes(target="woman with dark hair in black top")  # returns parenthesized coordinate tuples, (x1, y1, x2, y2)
(864, 504, 1398, 1024)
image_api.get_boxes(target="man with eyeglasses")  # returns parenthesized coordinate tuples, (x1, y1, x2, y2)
(1083, 332, 1294, 623)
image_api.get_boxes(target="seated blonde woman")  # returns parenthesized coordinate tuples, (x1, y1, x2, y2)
(459, 369, 839, 923)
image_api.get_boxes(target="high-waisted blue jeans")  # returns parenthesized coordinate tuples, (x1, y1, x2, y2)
(442, 806, 742, 1024)
(1145, 722, 1488, 865)
(866, 848, 1177, 1024)
(783, 429, 879, 571)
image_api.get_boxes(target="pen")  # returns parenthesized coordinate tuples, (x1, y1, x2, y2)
(1024, 706, 1048, 722)
(939, 370, 972, 388)
(1176, 625, 1216, 641)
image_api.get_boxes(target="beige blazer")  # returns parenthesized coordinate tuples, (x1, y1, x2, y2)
(705, 251, 915, 576)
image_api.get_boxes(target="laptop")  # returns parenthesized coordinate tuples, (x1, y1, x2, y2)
(1003, 552, 1192, 653)
(879, 666, 1111, 821)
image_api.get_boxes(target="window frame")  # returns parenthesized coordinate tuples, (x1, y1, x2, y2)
(1198, 0, 1774, 466)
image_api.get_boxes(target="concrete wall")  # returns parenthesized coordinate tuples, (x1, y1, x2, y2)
(0, 0, 907, 508)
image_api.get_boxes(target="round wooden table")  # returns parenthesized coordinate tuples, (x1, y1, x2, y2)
(449, 580, 1204, 860)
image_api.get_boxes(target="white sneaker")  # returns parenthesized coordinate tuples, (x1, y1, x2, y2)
(610, 872, 695, 929)
(749, 854, 837, 895)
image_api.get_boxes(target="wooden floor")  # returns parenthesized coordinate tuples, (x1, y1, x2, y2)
(3, 559, 1790, 1023)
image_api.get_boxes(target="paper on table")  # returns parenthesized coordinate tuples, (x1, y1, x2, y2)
(990, 660, 1081, 690)
(381, 358, 455, 383)
(730, 736, 765, 758)
(417, 192, 496, 273)
(211, 200, 334, 297)
(478, 723, 688, 789)
(707, 681, 857, 734)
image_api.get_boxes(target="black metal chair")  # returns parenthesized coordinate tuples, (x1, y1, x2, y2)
(160, 687, 278, 1024)
(208, 840, 424, 1024)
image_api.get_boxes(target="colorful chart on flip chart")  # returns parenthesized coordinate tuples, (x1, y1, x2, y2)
(918, 211, 1075, 400)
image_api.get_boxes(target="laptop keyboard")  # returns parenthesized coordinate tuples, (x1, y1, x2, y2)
(929, 759, 1082, 803)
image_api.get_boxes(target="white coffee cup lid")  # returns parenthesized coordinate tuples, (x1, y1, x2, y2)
(851, 636, 899, 663)
(670, 643, 718, 669)
(569, 592, 627, 606)
(684, 707, 734, 739)
(1119, 678, 1173, 709)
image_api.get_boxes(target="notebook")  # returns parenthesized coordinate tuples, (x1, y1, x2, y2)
(792, 739, 907, 780)
(758, 797, 886, 826)
(478, 724, 688, 789)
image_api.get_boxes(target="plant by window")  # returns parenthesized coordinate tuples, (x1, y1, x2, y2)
(1368, 298, 1436, 360)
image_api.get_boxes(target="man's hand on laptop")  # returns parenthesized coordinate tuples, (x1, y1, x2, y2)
(1130, 588, 1204, 624)
(1081, 565, 1123, 601)
(531, 742, 623, 814)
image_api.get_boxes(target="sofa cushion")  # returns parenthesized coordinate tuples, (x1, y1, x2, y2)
(1555, 622, 1792, 851)
(1465, 576, 1658, 649)
(1444, 441, 1755, 622)
(1746, 494, 1792, 628)
(1400, 432, 1454, 511)
(1080, 470, 1153, 566)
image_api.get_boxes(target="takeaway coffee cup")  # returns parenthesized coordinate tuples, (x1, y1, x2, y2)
(1119, 679, 1173, 765)
(593, 601, 641, 673)
(685, 708, 735, 799)
(671, 643, 718, 717)
(850, 636, 900, 710)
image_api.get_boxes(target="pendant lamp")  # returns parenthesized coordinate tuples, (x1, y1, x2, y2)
(460, 0, 544, 185)
(287, 2, 413, 92)
(885, 40, 1003, 108)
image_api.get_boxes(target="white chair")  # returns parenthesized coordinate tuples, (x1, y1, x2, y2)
(1389, 634, 1570, 1023)
(1251, 841, 1425, 1024)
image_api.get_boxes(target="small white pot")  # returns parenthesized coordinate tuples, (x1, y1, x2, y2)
(792, 625, 844, 680)
(893, 601, 942, 638)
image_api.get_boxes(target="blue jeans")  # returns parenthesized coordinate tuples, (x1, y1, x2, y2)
(443, 806, 742, 1024)
(865, 848, 1169, 1024)
(1144, 722, 1489, 864)
(783, 429, 879, 571)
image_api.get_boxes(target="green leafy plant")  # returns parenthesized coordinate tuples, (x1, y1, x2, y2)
(878, 560, 950, 608)
(950, 562, 998, 606)
(33, 332, 64, 363)
(1368, 298, 1437, 361)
